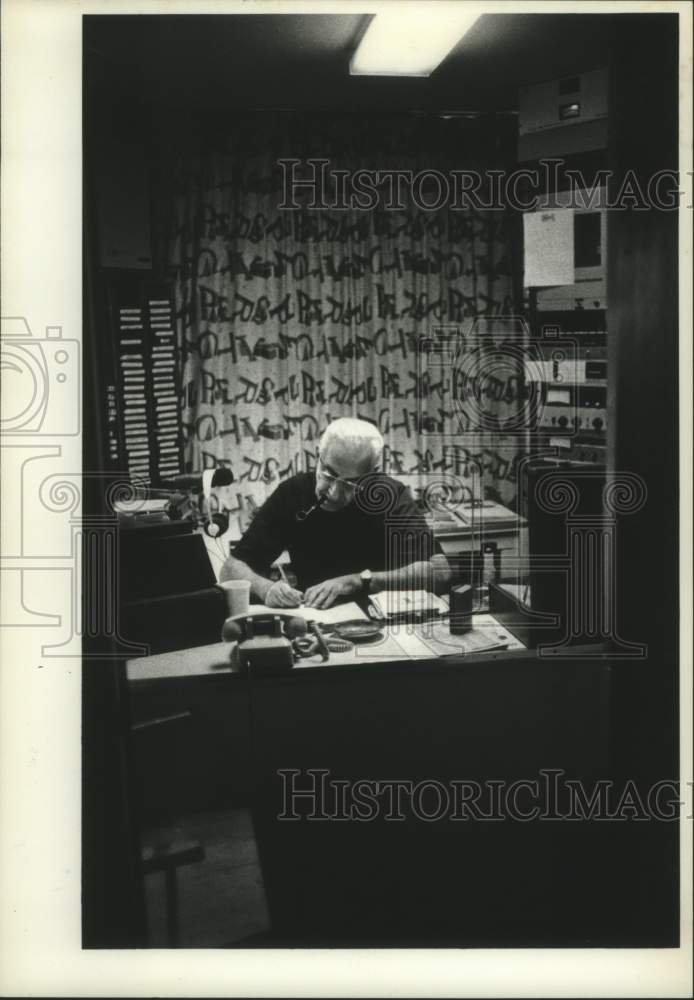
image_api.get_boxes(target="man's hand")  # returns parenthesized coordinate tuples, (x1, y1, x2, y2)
(264, 580, 304, 608)
(304, 574, 360, 609)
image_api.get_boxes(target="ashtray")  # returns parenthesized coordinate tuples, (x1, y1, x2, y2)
(332, 620, 384, 643)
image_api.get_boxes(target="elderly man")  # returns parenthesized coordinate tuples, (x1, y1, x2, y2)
(220, 417, 448, 609)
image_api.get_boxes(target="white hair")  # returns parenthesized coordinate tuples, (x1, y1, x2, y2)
(318, 418, 383, 471)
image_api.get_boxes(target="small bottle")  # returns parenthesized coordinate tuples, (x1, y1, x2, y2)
(475, 544, 498, 612)
(450, 584, 473, 635)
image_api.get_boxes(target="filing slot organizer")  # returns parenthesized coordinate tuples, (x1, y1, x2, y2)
(117, 303, 151, 480)
(109, 277, 184, 484)
(149, 298, 182, 480)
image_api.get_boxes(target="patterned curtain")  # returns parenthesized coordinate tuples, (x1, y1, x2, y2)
(155, 113, 522, 534)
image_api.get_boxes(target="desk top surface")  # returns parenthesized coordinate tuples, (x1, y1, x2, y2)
(126, 613, 524, 683)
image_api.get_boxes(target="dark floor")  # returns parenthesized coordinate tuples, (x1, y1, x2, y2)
(143, 807, 271, 947)
(141, 804, 679, 950)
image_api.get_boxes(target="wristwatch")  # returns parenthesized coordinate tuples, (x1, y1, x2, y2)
(360, 569, 373, 595)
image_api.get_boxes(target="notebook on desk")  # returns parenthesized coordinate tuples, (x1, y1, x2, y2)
(415, 614, 523, 656)
(369, 590, 448, 620)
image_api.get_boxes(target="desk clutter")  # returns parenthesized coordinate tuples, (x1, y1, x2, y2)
(214, 589, 522, 676)
(127, 609, 523, 685)
(114, 485, 530, 661)
(115, 510, 525, 666)
(425, 499, 523, 534)
(219, 603, 380, 674)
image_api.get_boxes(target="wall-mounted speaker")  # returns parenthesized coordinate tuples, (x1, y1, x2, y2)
(518, 69, 608, 160)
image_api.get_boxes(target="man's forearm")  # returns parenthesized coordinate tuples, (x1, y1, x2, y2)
(219, 553, 273, 601)
(371, 554, 451, 594)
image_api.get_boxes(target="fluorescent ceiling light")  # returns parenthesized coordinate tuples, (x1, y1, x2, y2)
(350, 8, 480, 77)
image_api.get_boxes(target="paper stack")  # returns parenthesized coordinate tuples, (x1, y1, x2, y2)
(370, 590, 448, 620)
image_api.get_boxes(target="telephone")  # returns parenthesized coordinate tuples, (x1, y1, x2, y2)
(222, 611, 308, 643)
(222, 611, 308, 674)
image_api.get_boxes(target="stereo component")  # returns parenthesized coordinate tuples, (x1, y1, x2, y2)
(519, 69, 608, 135)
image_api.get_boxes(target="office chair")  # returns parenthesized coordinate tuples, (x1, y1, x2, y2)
(131, 711, 205, 947)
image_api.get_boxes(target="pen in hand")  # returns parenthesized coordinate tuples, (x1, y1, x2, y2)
(267, 563, 303, 608)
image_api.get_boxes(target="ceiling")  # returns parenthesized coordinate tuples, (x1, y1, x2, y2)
(83, 11, 643, 114)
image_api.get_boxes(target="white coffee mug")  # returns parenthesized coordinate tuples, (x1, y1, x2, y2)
(217, 579, 251, 617)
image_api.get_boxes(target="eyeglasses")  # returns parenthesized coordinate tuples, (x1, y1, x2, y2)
(316, 454, 365, 494)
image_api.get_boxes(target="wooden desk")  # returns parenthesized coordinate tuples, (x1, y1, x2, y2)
(126, 617, 523, 812)
(127, 629, 611, 945)
(126, 614, 524, 683)
(247, 650, 612, 946)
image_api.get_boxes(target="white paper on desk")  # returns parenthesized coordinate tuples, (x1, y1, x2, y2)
(246, 600, 368, 626)
(523, 209, 574, 287)
(302, 601, 369, 625)
(415, 615, 524, 657)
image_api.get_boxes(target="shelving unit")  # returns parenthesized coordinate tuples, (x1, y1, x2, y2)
(518, 70, 609, 468)
(526, 294, 608, 465)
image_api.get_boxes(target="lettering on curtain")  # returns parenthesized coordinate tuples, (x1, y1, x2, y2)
(160, 122, 522, 533)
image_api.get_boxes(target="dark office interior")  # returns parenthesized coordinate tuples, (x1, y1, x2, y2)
(82, 12, 680, 949)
